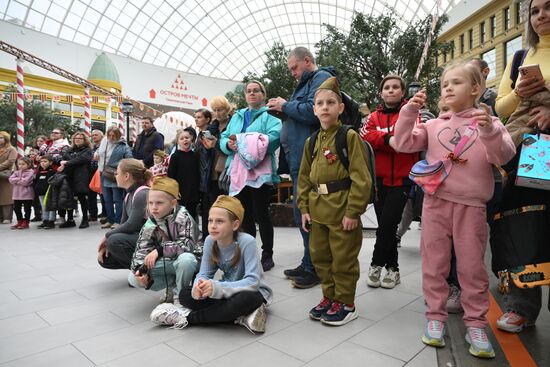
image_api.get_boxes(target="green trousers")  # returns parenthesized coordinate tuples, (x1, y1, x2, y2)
(310, 221, 362, 304)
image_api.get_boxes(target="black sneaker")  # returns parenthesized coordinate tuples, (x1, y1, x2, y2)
(37, 221, 47, 229)
(30, 216, 42, 222)
(291, 272, 320, 289)
(261, 257, 274, 272)
(283, 264, 306, 279)
(79, 220, 89, 229)
(43, 220, 55, 229)
(59, 220, 76, 228)
(320, 302, 358, 326)
(309, 297, 332, 320)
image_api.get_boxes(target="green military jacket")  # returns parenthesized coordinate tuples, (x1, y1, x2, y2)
(297, 122, 372, 225)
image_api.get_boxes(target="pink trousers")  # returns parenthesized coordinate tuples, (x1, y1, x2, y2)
(421, 196, 489, 328)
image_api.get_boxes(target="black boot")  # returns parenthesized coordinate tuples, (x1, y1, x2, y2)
(79, 220, 89, 229)
(44, 220, 55, 229)
(59, 220, 76, 228)
(261, 253, 274, 271)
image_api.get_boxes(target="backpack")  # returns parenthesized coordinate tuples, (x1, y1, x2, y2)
(510, 49, 528, 90)
(308, 125, 377, 203)
(307, 73, 363, 131)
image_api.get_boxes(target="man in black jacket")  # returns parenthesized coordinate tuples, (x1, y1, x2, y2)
(132, 117, 164, 168)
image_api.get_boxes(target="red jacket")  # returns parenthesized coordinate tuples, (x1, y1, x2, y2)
(360, 100, 418, 186)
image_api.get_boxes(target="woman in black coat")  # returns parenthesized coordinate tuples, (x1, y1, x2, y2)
(59, 131, 93, 228)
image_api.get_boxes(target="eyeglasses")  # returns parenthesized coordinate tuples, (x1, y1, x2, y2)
(245, 89, 262, 94)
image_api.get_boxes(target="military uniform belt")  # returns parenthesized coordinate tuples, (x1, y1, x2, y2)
(316, 178, 352, 195)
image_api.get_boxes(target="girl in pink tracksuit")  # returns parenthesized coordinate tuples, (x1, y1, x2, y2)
(8, 156, 35, 229)
(394, 61, 516, 359)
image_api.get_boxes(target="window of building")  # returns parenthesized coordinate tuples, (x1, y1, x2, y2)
(460, 34, 465, 54)
(480, 21, 485, 44)
(505, 36, 523, 67)
(490, 15, 496, 38)
(443, 50, 447, 63)
(504, 7, 510, 30)
(469, 29, 473, 49)
(482, 48, 496, 80)
(515, 3, 521, 25)
(450, 41, 455, 59)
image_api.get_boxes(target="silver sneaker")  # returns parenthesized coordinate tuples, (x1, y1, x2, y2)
(150, 303, 190, 329)
(381, 268, 400, 289)
(446, 285, 463, 313)
(235, 304, 267, 334)
(367, 265, 383, 287)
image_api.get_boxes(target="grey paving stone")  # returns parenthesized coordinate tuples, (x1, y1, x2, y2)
(98, 343, 198, 367)
(303, 341, 405, 367)
(0, 344, 94, 367)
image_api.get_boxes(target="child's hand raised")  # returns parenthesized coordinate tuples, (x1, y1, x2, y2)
(408, 89, 427, 108)
(472, 103, 493, 129)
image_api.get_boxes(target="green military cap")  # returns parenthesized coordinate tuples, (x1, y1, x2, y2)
(315, 76, 342, 100)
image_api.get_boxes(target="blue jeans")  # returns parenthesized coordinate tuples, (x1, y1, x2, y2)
(291, 173, 315, 274)
(101, 175, 124, 224)
(128, 253, 198, 294)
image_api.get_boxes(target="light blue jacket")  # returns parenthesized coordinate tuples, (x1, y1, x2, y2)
(220, 106, 282, 185)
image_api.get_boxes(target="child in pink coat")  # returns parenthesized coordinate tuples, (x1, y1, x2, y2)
(394, 61, 516, 359)
(8, 156, 35, 229)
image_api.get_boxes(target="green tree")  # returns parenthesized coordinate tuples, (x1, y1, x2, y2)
(0, 85, 81, 148)
(316, 12, 452, 113)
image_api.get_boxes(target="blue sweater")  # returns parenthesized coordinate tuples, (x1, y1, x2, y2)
(280, 66, 336, 176)
(193, 232, 272, 303)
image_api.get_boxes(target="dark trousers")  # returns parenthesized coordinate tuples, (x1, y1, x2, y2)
(68, 194, 88, 221)
(32, 195, 41, 219)
(179, 286, 264, 325)
(98, 232, 139, 269)
(372, 184, 410, 270)
(87, 190, 105, 219)
(236, 184, 274, 259)
(200, 181, 221, 241)
(14, 200, 32, 221)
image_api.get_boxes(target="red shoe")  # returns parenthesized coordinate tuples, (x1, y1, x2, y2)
(11, 220, 22, 229)
(17, 220, 29, 229)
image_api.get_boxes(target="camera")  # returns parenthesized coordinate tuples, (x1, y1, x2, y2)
(134, 264, 155, 290)
(202, 130, 216, 140)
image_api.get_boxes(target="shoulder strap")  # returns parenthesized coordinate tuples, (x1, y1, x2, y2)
(510, 49, 528, 89)
(308, 129, 321, 161)
(335, 125, 351, 171)
(453, 120, 478, 157)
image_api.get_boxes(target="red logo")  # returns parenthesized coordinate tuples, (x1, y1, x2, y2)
(171, 74, 188, 91)
(149, 89, 156, 99)
(201, 98, 208, 106)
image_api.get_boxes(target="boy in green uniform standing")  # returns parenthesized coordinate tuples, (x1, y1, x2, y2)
(297, 77, 372, 326)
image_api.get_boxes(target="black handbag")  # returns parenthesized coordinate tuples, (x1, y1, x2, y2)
(218, 166, 230, 193)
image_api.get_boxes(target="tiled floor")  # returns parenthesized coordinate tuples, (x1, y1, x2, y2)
(1, 220, 437, 367)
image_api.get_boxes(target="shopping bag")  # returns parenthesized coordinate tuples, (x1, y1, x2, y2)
(89, 170, 102, 194)
(515, 133, 550, 191)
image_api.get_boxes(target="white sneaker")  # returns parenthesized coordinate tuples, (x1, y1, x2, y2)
(367, 265, 383, 287)
(381, 268, 400, 289)
(235, 304, 267, 334)
(150, 303, 190, 329)
(446, 285, 463, 313)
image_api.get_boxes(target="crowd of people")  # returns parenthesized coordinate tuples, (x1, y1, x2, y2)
(0, 0, 548, 356)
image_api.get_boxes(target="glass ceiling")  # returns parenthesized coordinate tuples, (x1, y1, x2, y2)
(0, 0, 459, 81)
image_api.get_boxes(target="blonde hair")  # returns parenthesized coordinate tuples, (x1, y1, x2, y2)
(118, 158, 152, 185)
(210, 207, 241, 267)
(0, 131, 12, 147)
(440, 61, 482, 108)
(210, 96, 231, 111)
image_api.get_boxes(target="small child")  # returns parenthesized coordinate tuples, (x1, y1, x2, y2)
(8, 157, 35, 229)
(167, 127, 200, 220)
(34, 155, 57, 229)
(297, 77, 372, 326)
(150, 195, 272, 333)
(394, 61, 516, 358)
(150, 149, 168, 177)
(128, 176, 201, 303)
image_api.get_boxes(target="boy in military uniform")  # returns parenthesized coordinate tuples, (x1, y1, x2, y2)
(297, 77, 372, 326)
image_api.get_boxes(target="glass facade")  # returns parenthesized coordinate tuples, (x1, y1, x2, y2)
(505, 35, 523, 67)
(482, 48, 496, 80)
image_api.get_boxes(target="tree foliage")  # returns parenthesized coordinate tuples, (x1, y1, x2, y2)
(316, 12, 452, 112)
(0, 85, 82, 147)
(226, 42, 296, 110)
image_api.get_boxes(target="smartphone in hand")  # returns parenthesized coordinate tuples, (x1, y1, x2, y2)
(519, 64, 544, 81)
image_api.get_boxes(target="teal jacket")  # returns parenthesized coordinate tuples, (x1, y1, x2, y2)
(220, 106, 282, 184)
